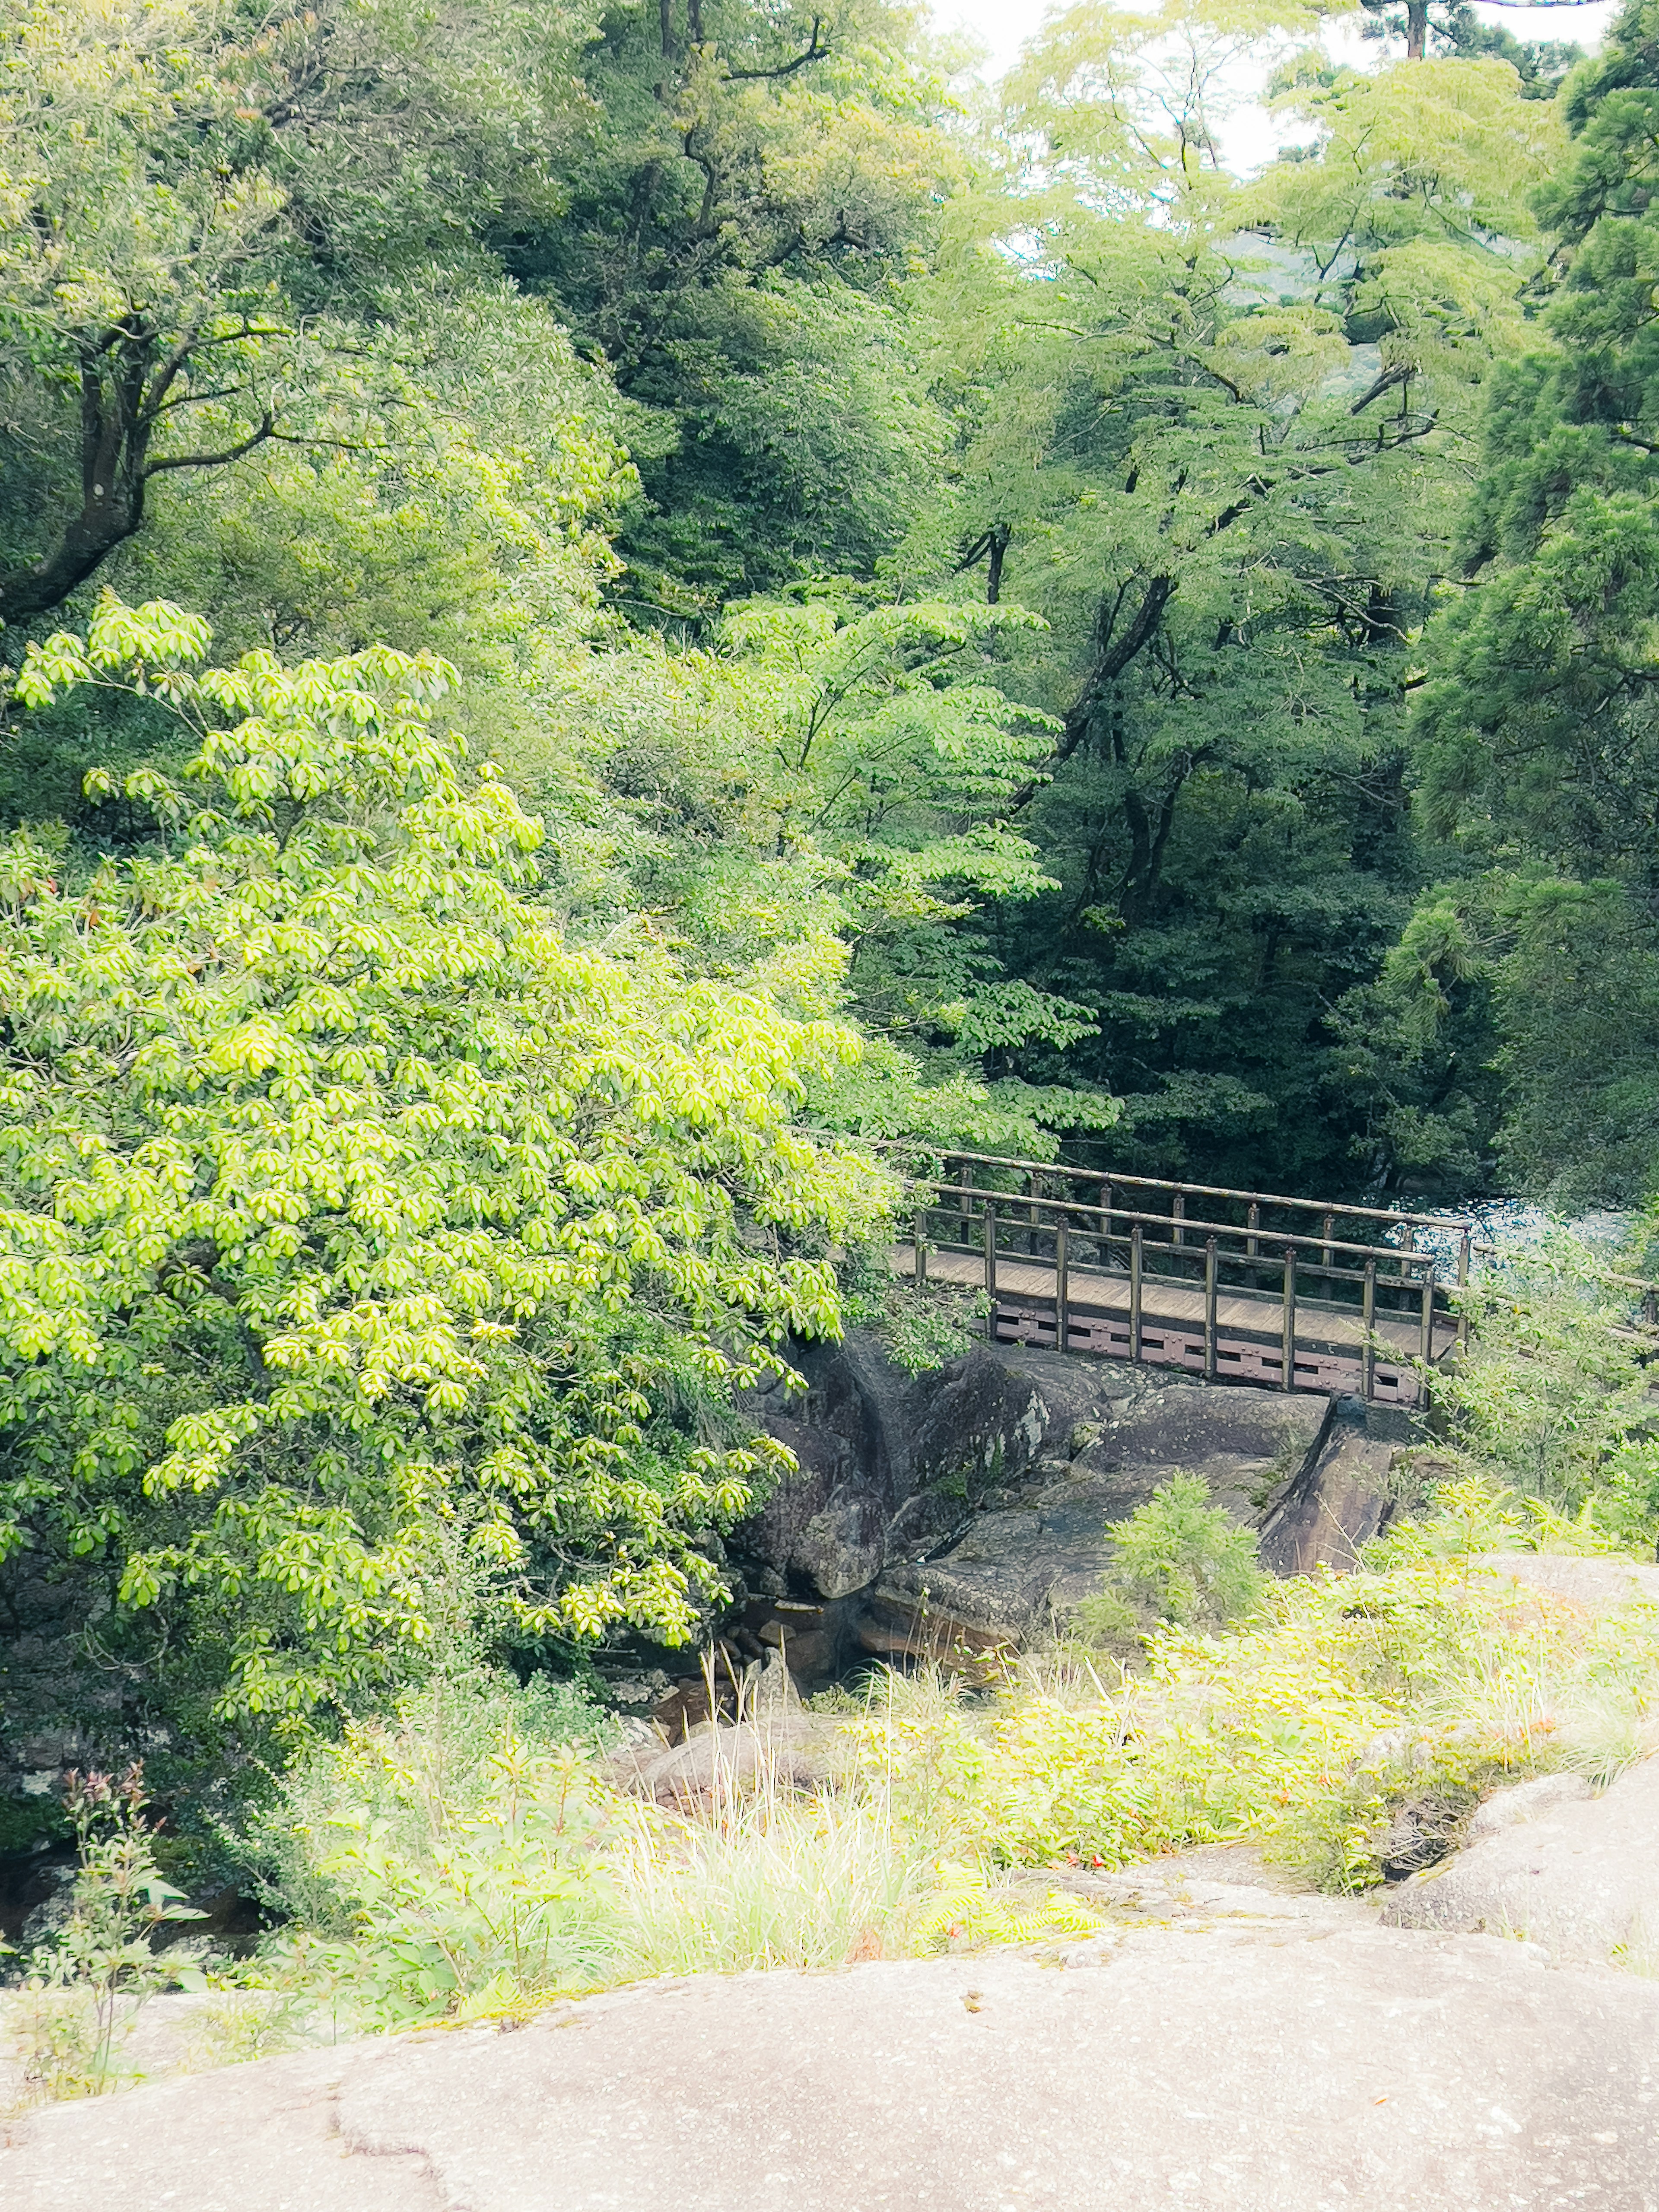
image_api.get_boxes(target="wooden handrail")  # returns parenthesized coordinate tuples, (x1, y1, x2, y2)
(863, 1135, 1659, 1397)
(922, 1184, 1439, 1271)
(847, 1136, 1479, 1237)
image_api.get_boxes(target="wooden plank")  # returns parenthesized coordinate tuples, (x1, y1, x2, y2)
(986, 1300, 1427, 1407)
(888, 1244, 1456, 1366)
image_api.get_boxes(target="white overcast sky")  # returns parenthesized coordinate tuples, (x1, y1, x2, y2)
(933, 0, 1624, 168)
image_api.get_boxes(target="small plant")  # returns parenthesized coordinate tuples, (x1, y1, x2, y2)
(1078, 1475, 1269, 1640)
(1070, 1587, 1138, 1646)
(911, 1862, 1107, 1952)
(16, 1765, 204, 2102)
(256, 1667, 619, 2030)
(839, 1246, 989, 1375)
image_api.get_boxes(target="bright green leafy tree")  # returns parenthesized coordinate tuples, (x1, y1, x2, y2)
(0, 0, 597, 627)
(0, 596, 891, 1719)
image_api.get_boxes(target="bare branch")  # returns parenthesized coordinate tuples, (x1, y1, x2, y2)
(727, 17, 829, 79)
(143, 415, 276, 478)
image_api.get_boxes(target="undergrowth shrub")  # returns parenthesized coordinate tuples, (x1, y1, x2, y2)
(8, 1766, 206, 2102)
(253, 1668, 617, 2029)
(839, 1246, 989, 1376)
(1073, 1474, 1268, 1645)
(1432, 1243, 1659, 1546)
(25, 1478, 1659, 2081)
(852, 1486, 1659, 1889)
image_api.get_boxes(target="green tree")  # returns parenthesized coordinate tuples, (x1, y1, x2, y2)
(1385, 0, 1659, 1204)
(0, 0, 595, 626)
(907, 6, 1558, 1188)
(554, 584, 1124, 1145)
(0, 595, 891, 1719)
(515, 0, 965, 609)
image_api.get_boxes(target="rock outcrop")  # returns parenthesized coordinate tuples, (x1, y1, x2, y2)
(600, 1716, 849, 1808)
(1382, 1754, 1659, 1966)
(616, 1335, 1415, 1719)
(1258, 1393, 1399, 1575)
(721, 1333, 1412, 1676)
(7, 1902, 1659, 2210)
(871, 1379, 1337, 1646)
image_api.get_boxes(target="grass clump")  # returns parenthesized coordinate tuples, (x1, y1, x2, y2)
(850, 1482, 1659, 1891)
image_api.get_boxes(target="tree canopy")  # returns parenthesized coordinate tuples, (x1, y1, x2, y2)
(1, 0, 1653, 1772)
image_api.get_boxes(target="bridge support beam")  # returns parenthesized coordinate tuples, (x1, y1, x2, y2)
(1362, 1259, 1376, 1402)
(1281, 1247, 1297, 1393)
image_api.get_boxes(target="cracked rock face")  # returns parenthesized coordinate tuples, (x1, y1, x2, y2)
(874, 1378, 1339, 1644)
(7, 1905, 1659, 2210)
(735, 1334, 1379, 1632)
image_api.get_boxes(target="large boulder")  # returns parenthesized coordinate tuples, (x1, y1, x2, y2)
(725, 1331, 1410, 1669)
(7, 1914, 1659, 2209)
(1382, 1754, 1659, 1965)
(600, 1716, 849, 1809)
(735, 1336, 1155, 1604)
(869, 1379, 1337, 1646)
(1259, 1395, 1399, 1576)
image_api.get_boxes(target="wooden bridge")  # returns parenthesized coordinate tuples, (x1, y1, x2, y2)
(888, 1150, 1481, 1408)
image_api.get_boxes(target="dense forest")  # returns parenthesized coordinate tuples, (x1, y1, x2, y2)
(3, 0, 1659, 1822)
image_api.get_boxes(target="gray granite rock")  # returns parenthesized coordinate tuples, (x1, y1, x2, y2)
(7, 1915, 1659, 2210)
(874, 1379, 1338, 1642)
(1382, 1752, 1659, 1965)
(1259, 1398, 1396, 1574)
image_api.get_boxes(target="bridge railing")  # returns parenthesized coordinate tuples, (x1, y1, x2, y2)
(889, 1148, 1481, 1403)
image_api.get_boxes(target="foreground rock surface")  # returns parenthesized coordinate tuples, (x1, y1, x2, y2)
(8, 1910, 1659, 2211)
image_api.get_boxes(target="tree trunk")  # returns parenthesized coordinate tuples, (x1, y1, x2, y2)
(985, 522, 1010, 605)
(0, 360, 150, 627)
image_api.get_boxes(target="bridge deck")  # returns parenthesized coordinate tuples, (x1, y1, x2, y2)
(891, 1243, 1453, 1407)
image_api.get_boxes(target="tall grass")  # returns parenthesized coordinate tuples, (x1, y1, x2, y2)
(193, 1483, 1659, 2037)
(609, 1786, 932, 1977)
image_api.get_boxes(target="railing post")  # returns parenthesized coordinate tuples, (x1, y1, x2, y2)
(1204, 1236, 1218, 1380)
(1130, 1223, 1143, 1364)
(1055, 1218, 1069, 1354)
(1646, 1288, 1658, 1329)
(1172, 1192, 1185, 1249)
(1247, 1201, 1260, 1259)
(984, 1200, 997, 1304)
(1400, 1222, 1414, 1284)
(1362, 1258, 1376, 1402)
(1027, 1170, 1039, 1255)
(1457, 1229, 1471, 1350)
(959, 1161, 971, 1245)
(1281, 1246, 1297, 1392)
(914, 1208, 926, 1284)
(1419, 1261, 1434, 1365)
(1321, 1210, 1334, 1273)
(1101, 1181, 1113, 1265)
